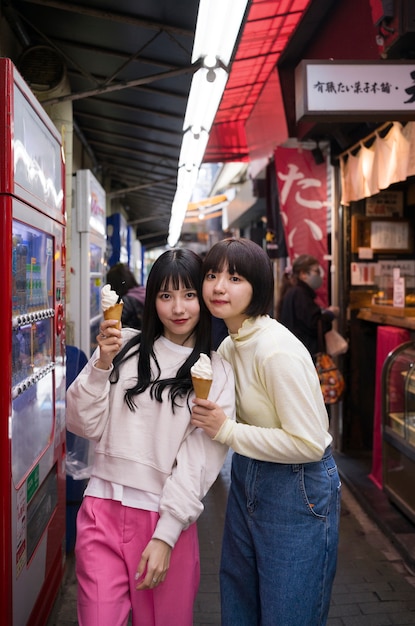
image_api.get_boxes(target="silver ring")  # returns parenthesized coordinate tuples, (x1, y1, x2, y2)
(152, 578, 158, 584)
(100, 332, 106, 339)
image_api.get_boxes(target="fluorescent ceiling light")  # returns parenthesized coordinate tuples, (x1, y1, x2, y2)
(168, 0, 249, 248)
(168, 194, 192, 247)
(168, 166, 199, 247)
(177, 165, 199, 190)
(183, 66, 228, 133)
(179, 128, 210, 170)
(192, 0, 249, 67)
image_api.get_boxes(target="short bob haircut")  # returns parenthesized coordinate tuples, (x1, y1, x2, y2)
(202, 238, 274, 317)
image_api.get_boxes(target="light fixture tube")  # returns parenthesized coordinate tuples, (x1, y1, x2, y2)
(168, 166, 199, 247)
(177, 165, 199, 190)
(192, 0, 249, 67)
(179, 128, 210, 170)
(168, 193, 192, 247)
(183, 66, 228, 133)
(168, 0, 250, 247)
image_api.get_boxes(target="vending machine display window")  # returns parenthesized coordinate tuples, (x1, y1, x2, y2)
(13, 83, 63, 212)
(90, 276, 101, 319)
(11, 220, 55, 485)
(89, 241, 104, 349)
(90, 241, 103, 273)
(12, 221, 53, 314)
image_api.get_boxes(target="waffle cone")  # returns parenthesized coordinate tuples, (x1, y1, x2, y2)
(103, 303, 123, 329)
(192, 376, 212, 399)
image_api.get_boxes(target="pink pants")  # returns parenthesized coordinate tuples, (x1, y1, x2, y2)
(75, 497, 200, 626)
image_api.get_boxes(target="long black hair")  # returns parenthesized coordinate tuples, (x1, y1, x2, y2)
(110, 248, 211, 411)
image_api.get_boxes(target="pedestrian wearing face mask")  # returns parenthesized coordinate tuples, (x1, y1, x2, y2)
(277, 254, 339, 361)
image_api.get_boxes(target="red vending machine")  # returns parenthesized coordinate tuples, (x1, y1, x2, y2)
(0, 59, 66, 625)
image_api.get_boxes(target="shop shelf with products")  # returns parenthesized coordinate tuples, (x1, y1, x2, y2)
(371, 269, 415, 316)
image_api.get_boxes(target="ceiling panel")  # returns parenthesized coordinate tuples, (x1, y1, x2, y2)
(5, 0, 199, 248)
(3, 0, 311, 247)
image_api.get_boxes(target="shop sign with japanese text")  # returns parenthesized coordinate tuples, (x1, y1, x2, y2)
(274, 147, 329, 307)
(295, 60, 415, 122)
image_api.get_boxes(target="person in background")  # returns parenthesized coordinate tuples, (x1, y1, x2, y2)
(191, 238, 340, 626)
(106, 263, 146, 330)
(276, 254, 339, 360)
(67, 248, 235, 626)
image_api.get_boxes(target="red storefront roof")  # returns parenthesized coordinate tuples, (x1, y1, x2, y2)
(205, 0, 311, 163)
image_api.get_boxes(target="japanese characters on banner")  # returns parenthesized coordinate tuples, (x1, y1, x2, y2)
(274, 147, 329, 306)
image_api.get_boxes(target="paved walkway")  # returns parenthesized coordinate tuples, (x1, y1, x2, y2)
(48, 451, 415, 625)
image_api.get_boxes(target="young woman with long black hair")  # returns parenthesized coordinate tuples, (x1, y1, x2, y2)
(67, 248, 235, 626)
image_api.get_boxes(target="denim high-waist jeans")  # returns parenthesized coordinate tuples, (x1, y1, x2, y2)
(220, 448, 341, 626)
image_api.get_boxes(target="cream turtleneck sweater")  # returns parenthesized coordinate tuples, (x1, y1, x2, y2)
(213, 316, 332, 463)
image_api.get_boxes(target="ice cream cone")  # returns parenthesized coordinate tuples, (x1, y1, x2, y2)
(103, 302, 123, 329)
(192, 375, 212, 399)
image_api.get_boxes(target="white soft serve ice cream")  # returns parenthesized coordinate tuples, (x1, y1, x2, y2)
(191, 353, 212, 379)
(101, 284, 124, 329)
(101, 283, 122, 310)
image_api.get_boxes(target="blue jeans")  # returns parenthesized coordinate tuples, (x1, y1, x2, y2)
(220, 449, 341, 626)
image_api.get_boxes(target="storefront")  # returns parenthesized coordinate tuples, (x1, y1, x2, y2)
(290, 49, 415, 565)
(338, 119, 415, 453)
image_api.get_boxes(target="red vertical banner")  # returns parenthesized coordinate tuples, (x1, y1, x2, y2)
(274, 147, 329, 307)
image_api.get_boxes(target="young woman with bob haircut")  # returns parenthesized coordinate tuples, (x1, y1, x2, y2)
(191, 237, 340, 626)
